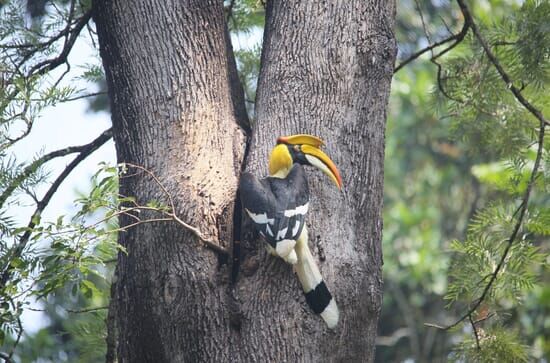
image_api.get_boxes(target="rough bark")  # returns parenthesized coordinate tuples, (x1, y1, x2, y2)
(93, 1, 246, 361)
(93, 0, 396, 361)
(241, 1, 396, 361)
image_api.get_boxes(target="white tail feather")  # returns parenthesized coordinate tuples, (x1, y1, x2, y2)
(294, 226, 339, 328)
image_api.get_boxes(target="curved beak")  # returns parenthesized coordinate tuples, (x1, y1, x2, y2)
(300, 144, 343, 189)
(277, 134, 324, 148)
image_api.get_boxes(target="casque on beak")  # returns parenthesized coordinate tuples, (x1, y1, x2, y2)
(277, 134, 343, 189)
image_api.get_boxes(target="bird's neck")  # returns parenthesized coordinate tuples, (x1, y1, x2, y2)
(268, 144, 293, 179)
(270, 167, 291, 179)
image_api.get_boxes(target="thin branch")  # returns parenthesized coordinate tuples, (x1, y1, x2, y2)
(27, 305, 107, 314)
(61, 91, 107, 102)
(456, 0, 549, 128)
(0, 9, 94, 151)
(9, 317, 23, 359)
(3, 297, 23, 359)
(394, 10, 470, 73)
(414, 0, 433, 53)
(426, 0, 548, 331)
(66, 305, 108, 314)
(0, 128, 113, 209)
(469, 314, 481, 349)
(0, 128, 113, 286)
(121, 163, 229, 256)
(26, 11, 92, 78)
(0, 352, 15, 363)
(376, 327, 410, 346)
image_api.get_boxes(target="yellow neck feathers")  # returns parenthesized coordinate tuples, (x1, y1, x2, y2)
(269, 144, 293, 178)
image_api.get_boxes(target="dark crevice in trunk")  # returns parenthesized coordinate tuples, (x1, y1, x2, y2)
(230, 132, 253, 282)
(231, 191, 243, 283)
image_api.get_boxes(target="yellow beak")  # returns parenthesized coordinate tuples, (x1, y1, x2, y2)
(277, 134, 324, 148)
(300, 144, 343, 189)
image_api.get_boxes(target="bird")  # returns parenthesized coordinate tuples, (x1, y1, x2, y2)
(239, 134, 342, 328)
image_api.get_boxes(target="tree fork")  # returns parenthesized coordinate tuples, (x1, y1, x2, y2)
(94, 0, 396, 361)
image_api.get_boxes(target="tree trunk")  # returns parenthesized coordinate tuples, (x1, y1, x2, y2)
(241, 1, 396, 361)
(93, 1, 246, 361)
(93, 0, 396, 361)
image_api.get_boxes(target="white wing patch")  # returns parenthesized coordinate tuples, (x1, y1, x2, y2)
(245, 208, 274, 225)
(276, 227, 288, 240)
(283, 203, 309, 217)
(292, 219, 301, 236)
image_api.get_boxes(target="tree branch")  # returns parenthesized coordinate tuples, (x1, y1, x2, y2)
(26, 10, 92, 78)
(0, 128, 113, 209)
(394, 8, 470, 73)
(0, 352, 15, 363)
(426, 0, 548, 331)
(469, 314, 480, 350)
(0, 128, 113, 286)
(1, 8, 94, 150)
(121, 163, 229, 256)
(456, 0, 549, 128)
(66, 305, 108, 314)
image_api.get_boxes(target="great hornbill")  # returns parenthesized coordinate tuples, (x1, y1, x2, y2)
(239, 134, 342, 328)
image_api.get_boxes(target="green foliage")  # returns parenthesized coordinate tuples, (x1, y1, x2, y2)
(0, 0, 548, 362)
(235, 44, 261, 115)
(381, 0, 549, 361)
(226, 0, 265, 34)
(0, 164, 121, 355)
(430, 0, 550, 360)
(446, 204, 544, 305)
(452, 327, 529, 363)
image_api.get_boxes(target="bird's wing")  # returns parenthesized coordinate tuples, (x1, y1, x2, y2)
(240, 164, 310, 247)
(239, 172, 279, 245)
(267, 164, 309, 242)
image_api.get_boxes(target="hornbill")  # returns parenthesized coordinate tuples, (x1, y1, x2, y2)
(239, 134, 342, 328)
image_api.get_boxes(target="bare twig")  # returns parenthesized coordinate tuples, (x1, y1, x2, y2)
(469, 314, 480, 349)
(376, 327, 410, 346)
(27, 305, 107, 314)
(61, 91, 107, 102)
(414, 0, 433, 53)
(66, 305, 108, 314)
(121, 163, 229, 256)
(26, 11, 92, 78)
(394, 9, 470, 73)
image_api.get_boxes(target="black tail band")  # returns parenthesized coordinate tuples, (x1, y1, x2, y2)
(304, 281, 332, 314)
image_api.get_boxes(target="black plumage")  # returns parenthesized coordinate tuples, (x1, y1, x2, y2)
(240, 164, 309, 247)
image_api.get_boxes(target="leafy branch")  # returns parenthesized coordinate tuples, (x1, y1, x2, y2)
(426, 0, 548, 335)
(0, 128, 113, 286)
(0, 128, 112, 209)
(1, 1, 94, 150)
